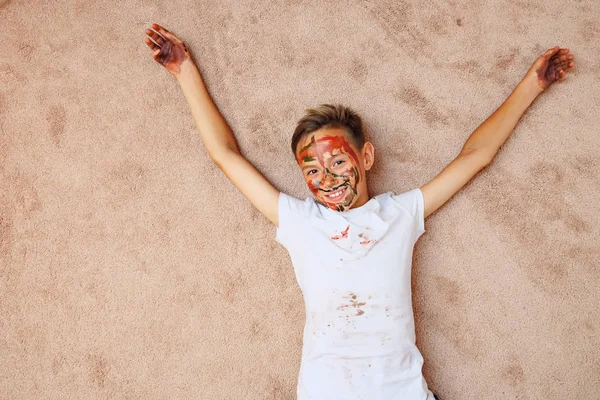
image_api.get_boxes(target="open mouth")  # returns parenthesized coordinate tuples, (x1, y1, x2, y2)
(324, 186, 347, 201)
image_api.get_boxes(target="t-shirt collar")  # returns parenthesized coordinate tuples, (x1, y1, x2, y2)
(316, 194, 382, 218)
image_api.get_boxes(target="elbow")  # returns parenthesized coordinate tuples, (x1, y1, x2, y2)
(460, 148, 494, 167)
(478, 150, 494, 166)
(210, 150, 229, 167)
(210, 146, 240, 166)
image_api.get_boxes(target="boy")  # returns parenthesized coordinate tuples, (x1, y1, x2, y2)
(144, 23, 575, 400)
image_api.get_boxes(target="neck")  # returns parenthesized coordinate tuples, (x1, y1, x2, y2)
(351, 190, 370, 209)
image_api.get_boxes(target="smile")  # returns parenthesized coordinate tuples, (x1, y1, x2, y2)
(324, 186, 347, 201)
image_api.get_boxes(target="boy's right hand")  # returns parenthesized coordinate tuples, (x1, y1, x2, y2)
(144, 23, 192, 77)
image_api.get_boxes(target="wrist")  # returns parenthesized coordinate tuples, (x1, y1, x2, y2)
(520, 73, 543, 97)
(175, 60, 199, 84)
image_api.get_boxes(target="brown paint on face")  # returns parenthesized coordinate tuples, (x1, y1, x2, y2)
(297, 133, 362, 212)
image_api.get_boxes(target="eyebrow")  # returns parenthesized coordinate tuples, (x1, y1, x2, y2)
(301, 154, 345, 170)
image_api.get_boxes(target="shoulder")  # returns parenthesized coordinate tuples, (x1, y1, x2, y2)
(388, 187, 426, 240)
(277, 192, 317, 227)
(389, 188, 423, 215)
(279, 192, 314, 214)
(276, 192, 317, 248)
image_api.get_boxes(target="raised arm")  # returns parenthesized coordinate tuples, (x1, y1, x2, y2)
(144, 24, 281, 226)
(420, 46, 575, 218)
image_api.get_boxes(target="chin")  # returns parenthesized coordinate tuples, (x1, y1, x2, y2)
(321, 195, 354, 212)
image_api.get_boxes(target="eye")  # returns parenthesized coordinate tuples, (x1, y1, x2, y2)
(334, 160, 344, 167)
(307, 169, 317, 176)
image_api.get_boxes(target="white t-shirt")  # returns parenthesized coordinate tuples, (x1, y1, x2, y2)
(276, 188, 435, 400)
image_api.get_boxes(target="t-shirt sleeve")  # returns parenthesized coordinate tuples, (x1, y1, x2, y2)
(390, 187, 426, 243)
(276, 192, 310, 250)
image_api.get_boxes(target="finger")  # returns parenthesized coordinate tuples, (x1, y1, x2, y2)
(554, 53, 575, 63)
(152, 23, 176, 42)
(148, 26, 167, 43)
(562, 60, 574, 70)
(560, 57, 575, 68)
(146, 29, 165, 46)
(556, 53, 572, 62)
(544, 46, 560, 57)
(145, 37, 160, 51)
(551, 57, 571, 70)
(559, 70, 567, 81)
(144, 30, 162, 47)
(152, 23, 170, 33)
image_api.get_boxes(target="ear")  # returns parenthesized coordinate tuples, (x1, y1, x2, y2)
(362, 142, 375, 170)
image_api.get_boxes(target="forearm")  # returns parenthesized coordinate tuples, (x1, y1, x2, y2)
(461, 77, 542, 159)
(176, 61, 240, 159)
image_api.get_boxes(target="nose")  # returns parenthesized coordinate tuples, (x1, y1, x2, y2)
(321, 169, 337, 189)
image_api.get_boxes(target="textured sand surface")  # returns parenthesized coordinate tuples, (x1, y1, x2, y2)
(1, 0, 598, 399)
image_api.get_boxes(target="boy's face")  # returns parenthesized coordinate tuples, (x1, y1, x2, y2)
(295, 127, 374, 212)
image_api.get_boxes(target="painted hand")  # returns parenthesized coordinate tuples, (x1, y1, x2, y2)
(144, 23, 191, 76)
(525, 46, 575, 92)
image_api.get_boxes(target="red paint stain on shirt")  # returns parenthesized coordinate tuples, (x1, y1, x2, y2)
(358, 233, 371, 245)
(331, 225, 351, 240)
(341, 226, 350, 237)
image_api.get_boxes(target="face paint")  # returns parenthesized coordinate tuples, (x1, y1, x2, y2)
(297, 133, 362, 212)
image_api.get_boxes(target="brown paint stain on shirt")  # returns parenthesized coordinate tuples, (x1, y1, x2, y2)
(358, 232, 372, 245)
(338, 292, 367, 316)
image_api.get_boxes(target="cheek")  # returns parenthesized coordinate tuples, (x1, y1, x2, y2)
(305, 177, 321, 193)
(342, 166, 358, 179)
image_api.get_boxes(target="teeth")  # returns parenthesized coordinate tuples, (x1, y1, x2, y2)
(327, 188, 345, 198)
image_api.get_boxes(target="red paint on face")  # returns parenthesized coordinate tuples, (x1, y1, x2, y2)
(297, 134, 362, 212)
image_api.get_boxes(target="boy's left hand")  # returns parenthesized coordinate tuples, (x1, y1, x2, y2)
(524, 46, 575, 92)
